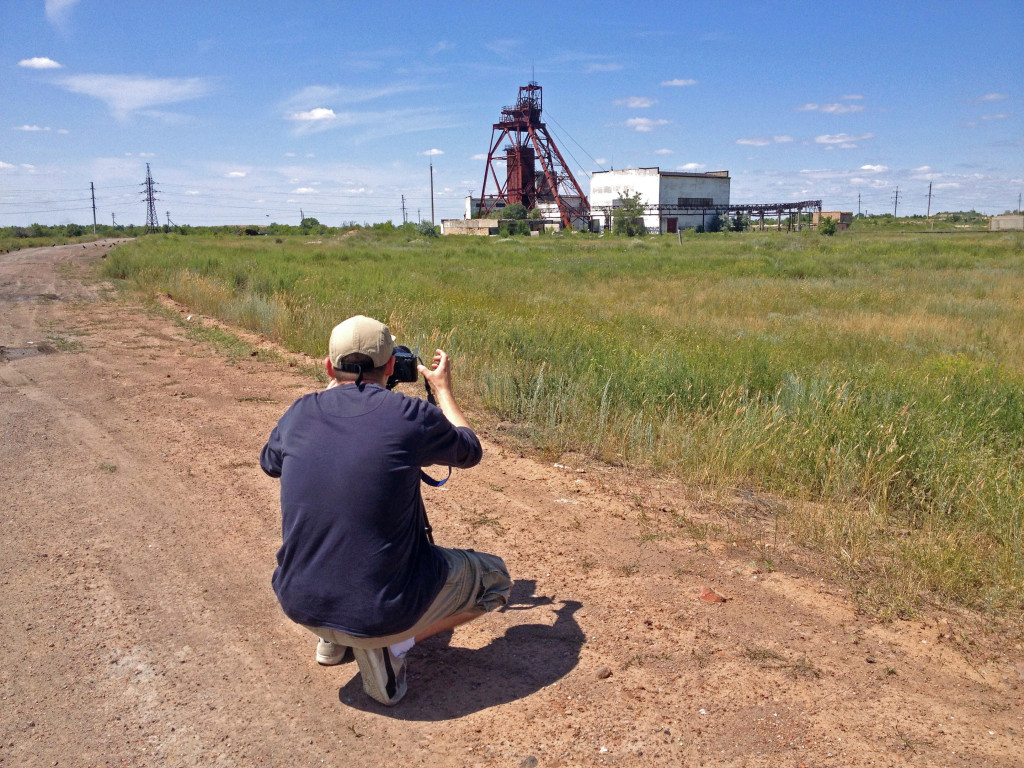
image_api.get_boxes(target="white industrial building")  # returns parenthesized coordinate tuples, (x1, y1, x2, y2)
(589, 167, 731, 233)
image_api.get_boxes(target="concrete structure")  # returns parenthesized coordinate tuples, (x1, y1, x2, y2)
(442, 216, 561, 236)
(990, 213, 1024, 231)
(812, 211, 854, 231)
(589, 168, 731, 233)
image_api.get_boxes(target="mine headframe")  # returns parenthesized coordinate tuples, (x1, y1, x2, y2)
(478, 83, 590, 229)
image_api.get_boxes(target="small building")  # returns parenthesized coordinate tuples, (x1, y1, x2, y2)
(990, 213, 1024, 231)
(812, 211, 854, 231)
(589, 167, 731, 233)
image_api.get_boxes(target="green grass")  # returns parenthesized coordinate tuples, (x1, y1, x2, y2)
(100, 227, 1024, 614)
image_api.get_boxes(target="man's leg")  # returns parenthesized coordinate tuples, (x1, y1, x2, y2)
(414, 611, 481, 643)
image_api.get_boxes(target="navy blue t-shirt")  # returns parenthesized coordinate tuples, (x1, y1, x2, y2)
(260, 382, 482, 637)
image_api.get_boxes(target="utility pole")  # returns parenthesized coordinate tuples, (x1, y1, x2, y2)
(142, 163, 159, 230)
(857, 193, 861, 217)
(90, 182, 97, 234)
(300, 209, 304, 226)
(111, 213, 117, 227)
(892, 186, 900, 218)
(926, 182, 933, 230)
(401, 195, 407, 224)
(429, 162, 435, 226)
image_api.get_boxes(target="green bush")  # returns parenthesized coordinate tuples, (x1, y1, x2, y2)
(415, 220, 439, 237)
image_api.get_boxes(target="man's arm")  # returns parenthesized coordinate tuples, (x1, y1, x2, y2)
(418, 349, 470, 429)
(260, 427, 284, 478)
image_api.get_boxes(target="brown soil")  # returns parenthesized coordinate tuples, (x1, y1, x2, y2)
(1, 241, 1021, 767)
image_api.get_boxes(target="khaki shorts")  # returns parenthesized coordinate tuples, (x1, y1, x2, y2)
(304, 547, 511, 650)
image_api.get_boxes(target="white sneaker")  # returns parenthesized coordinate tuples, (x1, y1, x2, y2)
(316, 638, 353, 666)
(352, 646, 407, 705)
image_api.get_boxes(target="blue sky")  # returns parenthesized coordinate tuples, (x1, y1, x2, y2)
(2, 0, 1021, 227)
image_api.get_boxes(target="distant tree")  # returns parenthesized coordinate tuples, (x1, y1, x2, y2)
(502, 202, 528, 220)
(819, 216, 838, 236)
(730, 213, 748, 232)
(705, 212, 725, 233)
(612, 190, 646, 236)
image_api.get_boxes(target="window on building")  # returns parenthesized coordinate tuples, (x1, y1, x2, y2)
(678, 197, 713, 207)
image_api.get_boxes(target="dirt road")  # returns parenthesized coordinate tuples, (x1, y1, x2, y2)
(1, 241, 1021, 767)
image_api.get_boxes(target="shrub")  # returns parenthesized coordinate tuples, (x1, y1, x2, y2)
(820, 216, 838, 236)
(415, 220, 439, 237)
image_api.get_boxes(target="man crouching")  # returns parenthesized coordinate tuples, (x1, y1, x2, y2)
(260, 315, 511, 705)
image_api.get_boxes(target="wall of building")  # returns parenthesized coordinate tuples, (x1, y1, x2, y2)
(812, 211, 854, 230)
(590, 168, 731, 232)
(990, 214, 1024, 231)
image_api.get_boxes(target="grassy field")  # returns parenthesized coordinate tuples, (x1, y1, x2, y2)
(100, 225, 1024, 616)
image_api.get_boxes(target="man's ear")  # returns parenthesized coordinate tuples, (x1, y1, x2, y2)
(384, 355, 396, 376)
(325, 355, 336, 379)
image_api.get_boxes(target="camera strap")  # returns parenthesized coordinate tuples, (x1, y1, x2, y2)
(420, 468, 451, 487)
(419, 379, 452, 488)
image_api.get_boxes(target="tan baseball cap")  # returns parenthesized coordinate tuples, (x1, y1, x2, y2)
(328, 315, 394, 369)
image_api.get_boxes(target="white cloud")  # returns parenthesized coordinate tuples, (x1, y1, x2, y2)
(0, 161, 15, 169)
(977, 93, 1007, 102)
(677, 163, 706, 171)
(586, 62, 622, 73)
(913, 165, 932, 173)
(815, 132, 874, 148)
(14, 125, 49, 132)
(19, 57, 62, 69)
(420, 148, 444, 156)
(981, 113, 1011, 120)
(284, 152, 297, 157)
(842, 94, 864, 100)
(287, 107, 337, 122)
(625, 117, 669, 132)
(45, 0, 78, 26)
(797, 102, 864, 114)
(661, 78, 697, 87)
(285, 84, 420, 110)
(471, 153, 488, 160)
(56, 74, 214, 119)
(292, 187, 317, 194)
(594, 158, 607, 165)
(226, 171, 247, 178)
(653, 148, 673, 155)
(615, 97, 656, 108)
(860, 164, 888, 173)
(736, 136, 791, 147)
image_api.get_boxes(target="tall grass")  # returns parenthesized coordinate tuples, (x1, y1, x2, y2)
(103, 229, 1024, 612)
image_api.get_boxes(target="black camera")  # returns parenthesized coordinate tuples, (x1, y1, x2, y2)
(386, 345, 420, 390)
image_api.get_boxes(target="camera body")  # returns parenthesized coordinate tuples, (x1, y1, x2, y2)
(386, 345, 420, 390)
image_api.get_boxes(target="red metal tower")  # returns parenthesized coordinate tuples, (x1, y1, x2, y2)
(478, 83, 590, 229)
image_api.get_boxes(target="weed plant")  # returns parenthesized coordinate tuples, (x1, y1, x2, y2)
(102, 228, 1024, 613)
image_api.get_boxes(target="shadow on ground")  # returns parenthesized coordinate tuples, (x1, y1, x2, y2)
(339, 579, 583, 719)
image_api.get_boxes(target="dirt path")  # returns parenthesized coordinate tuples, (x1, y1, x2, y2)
(1, 242, 1021, 767)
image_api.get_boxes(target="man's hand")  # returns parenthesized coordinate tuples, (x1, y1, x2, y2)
(418, 349, 471, 429)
